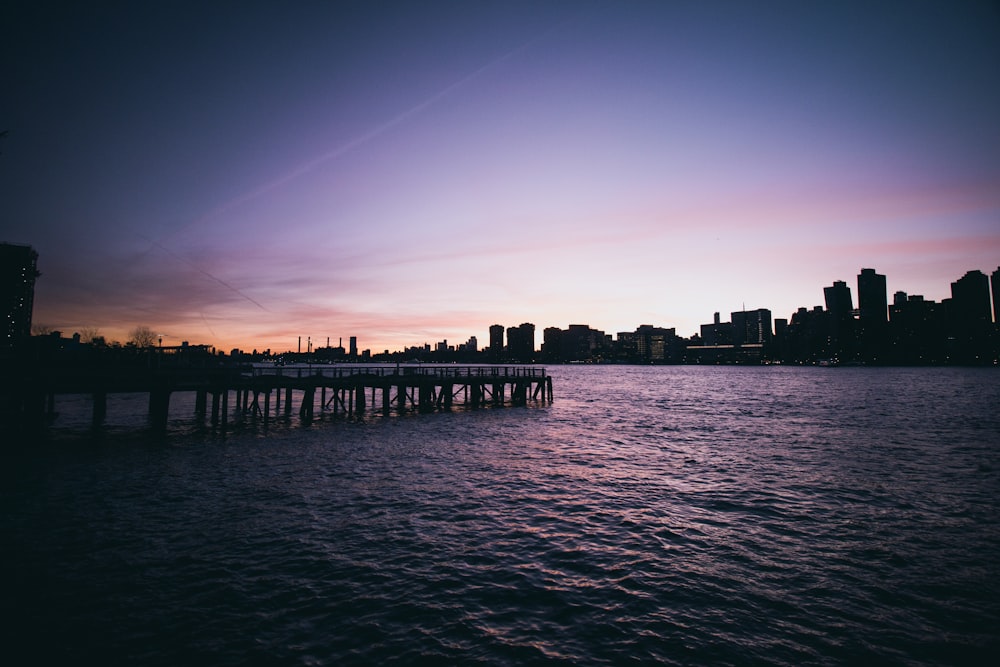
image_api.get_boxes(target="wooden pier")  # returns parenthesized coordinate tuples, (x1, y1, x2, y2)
(9, 364, 553, 429)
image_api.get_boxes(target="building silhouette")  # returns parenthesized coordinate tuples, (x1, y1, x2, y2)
(857, 268, 888, 362)
(1, 242, 40, 351)
(950, 270, 991, 326)
(489, 324, 504, 362)
(700, 312, 732, 346)
(823, 280, 855, 360)
(505, 323, 535, 362)
(632, 324, 678, 362)
(541, 324, 609, 362)
(890, 292, 947, 363)
(731, 308, 772, 346)
(948, 270, 992, 362)
(992, 266, 1000, 327)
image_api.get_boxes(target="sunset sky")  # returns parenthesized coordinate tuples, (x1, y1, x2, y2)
(2, 1, 999, 353)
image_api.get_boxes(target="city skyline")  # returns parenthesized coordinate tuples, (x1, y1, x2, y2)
(2, 1, 999, 353)
(9, 240, 997, 361)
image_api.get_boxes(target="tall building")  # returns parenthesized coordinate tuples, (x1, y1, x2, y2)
(632, 324, 676, 362)
(505, 322, 535, 362)
(1, 243, 40, 350)
(950, 270, 991, 324)
(857, 268, 888, 362)
(489, 324, 504, 361)
(542, 327, 563, 362)
(889, 294, 947, 364)
(349, 336, 358, 358)
(824, 280, 853, 319)
(992, 266, 1000, 325)
(949, 270, 992, 361)
(731, 308, 772, 345)
(545, 324, 608, 362)
(823, 280, 856, 359)
(857, 268, 887, 324)
(700, 312, 732, 346)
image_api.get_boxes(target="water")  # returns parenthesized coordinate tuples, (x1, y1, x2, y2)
(3, 366, 999, 665)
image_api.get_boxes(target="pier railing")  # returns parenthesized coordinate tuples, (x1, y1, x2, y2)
(246, 364, 547, 380)
(8, 363, 552, 429)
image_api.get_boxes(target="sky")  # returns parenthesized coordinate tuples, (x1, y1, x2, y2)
(2, 0, 999, 353)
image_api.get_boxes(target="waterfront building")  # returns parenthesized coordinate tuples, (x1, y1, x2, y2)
(1, 242, 40, 351)
(615, 331, 637, 361)
(540, 324, 609, 362)
(857, 269, 888, 324)
(992, 267, 1000, 326)
(632, 324, 677, 362)
(700, 312, 732, 346)
(506, 323, 535, 362)
(489, 324, 504, 362)
(889, 294, 948, 364)
(823, 280, 856, 360)
(949, 269, 992, 361)
(950, 270, 991, 329)
(542, 327, 563, 362)
(857, 268, 889, 362)
(731, 308, 772, 345)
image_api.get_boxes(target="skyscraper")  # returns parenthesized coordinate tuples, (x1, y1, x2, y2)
(857, 268, 887, 324)
(489, 324, 504, 361)
(1, 243, 40, 350)
(949, 270, 992, 362)
(991, 266, 999, 325)
(823, 280, 855, 359)
(505, 323, 535, 362)
(731, 308, 772, 345)
(857, 268, 888, 362)
(950, 270, 991, 328)
(824, 280, 853, 319)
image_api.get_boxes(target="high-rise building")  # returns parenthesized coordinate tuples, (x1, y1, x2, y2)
(731, 308, 772, 345)
(857, 268, 889, 362)
(349, 336, 358, 358)
(857, 268, 887, 324)
(505, 322, 535, 362)
(1, 243, 40, 350)
(824, 280, 853, 318)
(542, 327, 563, 361)
(950, 270, 991, 329)
(700, 312, 732, 346)
(632, 324, 676, 362)
(949, 270, 992, 361)
(489, 324, 504, 361)
(992, 266, 1000, 325)
(823, 280, 855, 359)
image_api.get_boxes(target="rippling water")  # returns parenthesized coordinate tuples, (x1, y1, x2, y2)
(3, 366, 999, 665)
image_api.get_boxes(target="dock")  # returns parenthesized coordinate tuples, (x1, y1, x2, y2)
(8, 364, 553, 429)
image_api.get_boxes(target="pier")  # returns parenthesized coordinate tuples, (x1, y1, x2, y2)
(8, 364, 553, 429)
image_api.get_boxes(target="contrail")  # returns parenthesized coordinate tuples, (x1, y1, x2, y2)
(141, 237, 269, 311)
(200, 311, 218, 338)
(155, 20, 566, 243)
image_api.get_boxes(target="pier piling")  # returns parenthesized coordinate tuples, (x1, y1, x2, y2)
(10, 364, 552, 430)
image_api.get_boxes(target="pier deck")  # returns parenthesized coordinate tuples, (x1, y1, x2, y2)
(9, 364, 553, 429)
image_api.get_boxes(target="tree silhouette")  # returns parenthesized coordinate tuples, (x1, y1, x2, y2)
(78, 326, 101, 345)
(129, 325, 157, 348)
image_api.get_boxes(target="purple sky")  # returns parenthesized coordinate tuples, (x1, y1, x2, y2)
(3, 1, 999, 353)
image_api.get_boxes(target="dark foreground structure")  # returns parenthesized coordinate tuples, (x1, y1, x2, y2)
(5, 364, 553, 429)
